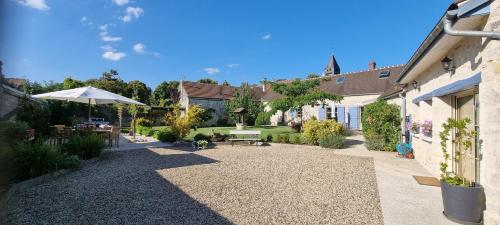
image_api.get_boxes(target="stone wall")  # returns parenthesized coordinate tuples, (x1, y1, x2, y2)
(0, 86, 21, 119)
(187, 98, 228, 126)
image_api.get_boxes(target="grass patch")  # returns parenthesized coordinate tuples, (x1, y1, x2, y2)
(152, 126, 300, 141)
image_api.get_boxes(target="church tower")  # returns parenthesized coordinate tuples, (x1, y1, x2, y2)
(323, 54, 341, 76)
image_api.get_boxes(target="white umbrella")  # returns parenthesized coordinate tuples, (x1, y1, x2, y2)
(33, 86, 147, 122)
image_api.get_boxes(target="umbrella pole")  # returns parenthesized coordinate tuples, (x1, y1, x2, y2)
(88, 99, 91, 123)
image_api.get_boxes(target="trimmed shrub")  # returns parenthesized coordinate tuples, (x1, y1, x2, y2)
(303, 120, 344, 145)
(255, 112, 271, 126)
(135, 118, 152, 127)
(319, 134, 346, 149)
(290, 135, 302, 144)
(364, 133, 386, 151)
(193, 133, 211, 142)
(62, 133, 106, 160)
(13, 140, 79, 179)
(153, 129, 177, 142)
(266, 134, 273, 142)
(276, 134, 289, 143)
(361, 100, 401, 151)
(138, 126, 154, 136)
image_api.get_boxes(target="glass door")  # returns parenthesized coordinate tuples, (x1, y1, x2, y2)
(455, 91, 479, 183)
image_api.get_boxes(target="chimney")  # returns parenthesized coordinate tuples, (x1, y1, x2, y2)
(368, 61, 377, 70)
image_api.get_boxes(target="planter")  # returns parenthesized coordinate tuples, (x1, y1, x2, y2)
(441, 181, 485, 224)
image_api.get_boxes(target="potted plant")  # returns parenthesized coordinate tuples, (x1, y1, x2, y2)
(407, 121, 421, 134)
(439, 118, 485, 224)
(421, 120, 432, 137)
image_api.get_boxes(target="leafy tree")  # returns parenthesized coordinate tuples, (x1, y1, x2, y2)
(225, 86, 264, 125)
(165, 104, 205, 140)
(199, 108, 216, 127)
(89, 69, 127, 95)
(269, 79, 343, 124)
(197, 78, 218, 84)
(152, 81, 180, 106)
(126, 80, 151, 105)
(63, 77, 85, 89)
(307, 73, 319, 79)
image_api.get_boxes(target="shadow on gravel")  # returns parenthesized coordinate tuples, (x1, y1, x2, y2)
(1, 149, 234, 225)
(345, 139, 364, 147)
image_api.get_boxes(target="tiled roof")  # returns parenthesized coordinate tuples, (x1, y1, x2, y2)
(181, 81, 265, 100)
(263, 65, 405, 101)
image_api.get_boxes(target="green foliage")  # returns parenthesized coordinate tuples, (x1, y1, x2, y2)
(265, 134, 273, 142)
(135, 118, 152, 127)
(16, 97, 51, 137)
(361, 100, 401, 151)
(302, 119, 344, 145)
(153, 129, 177, 142)
(3, 121, 30, 144)
(319, 134, 346, 149)
(364, 133, 386, 151)
(307, 73, 319, 79)
(209, 131, 228, 142)
(165, 105, 205, 140)
(255, 112, 271, 126)
(275, 134, 290, 143)
(137, 126, 154, 136)
(193, 133, 211, 142)
(61, 133, 106, 160)
(13, 140, 79, 179)
(199, 108, 216, 127)
(290, 135, 303, 144)
(197, 78, 218, 84)
(225, 86, 264, 125)
(126, 80, 151, 105)
(269, 79, 342, 121)
(439, 118, 478, 187)
(63, 77, 85, 89)
(152, 81, 180, 106)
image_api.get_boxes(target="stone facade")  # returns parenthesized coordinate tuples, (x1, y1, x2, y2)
(401, 2, 500, 223)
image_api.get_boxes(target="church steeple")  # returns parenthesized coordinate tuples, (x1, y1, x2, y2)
(323, 54, 341, 76)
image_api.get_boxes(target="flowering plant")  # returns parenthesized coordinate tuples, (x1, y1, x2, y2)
(407, 121, 421, 134)
(197, 140, 208, 149)
(421, 120, 432, 136)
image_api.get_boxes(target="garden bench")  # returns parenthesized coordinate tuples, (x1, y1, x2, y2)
(228, 130, 261, 146)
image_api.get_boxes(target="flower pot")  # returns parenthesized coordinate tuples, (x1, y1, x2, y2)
(441, 181, 485, 224)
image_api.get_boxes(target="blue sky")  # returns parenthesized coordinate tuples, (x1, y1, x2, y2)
(0, 0, 451, 89)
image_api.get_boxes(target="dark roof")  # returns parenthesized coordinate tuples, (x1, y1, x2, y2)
(263, 65, 404, 101)
(323, 54, 341, 76)
(181, 81, 265, 100)
(4, 78, 26, 89)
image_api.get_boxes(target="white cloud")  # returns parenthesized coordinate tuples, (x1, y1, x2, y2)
(227, 63, 240, 68)
(122, 7, 144, 23)
(203, 67, 220, 75)
(99, 24, 122, 42)
(102, 51, 126, 61)
(81, 16, 87, 22)
(100, 45, 115, 51)
(262, 34, 271, 40)
(113, 0, 129, 6)
(133, 43, 145, 54)
(16, 0, 49, 11)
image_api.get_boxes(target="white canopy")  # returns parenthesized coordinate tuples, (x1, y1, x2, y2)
(33, 86, 146, 105)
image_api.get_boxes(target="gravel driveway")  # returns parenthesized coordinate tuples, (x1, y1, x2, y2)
(1, 145, 383, 225)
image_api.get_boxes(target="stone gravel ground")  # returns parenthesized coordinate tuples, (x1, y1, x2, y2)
(0, 145, 383, 225)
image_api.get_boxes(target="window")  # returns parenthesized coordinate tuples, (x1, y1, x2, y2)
(334, 107, 338, 122)
(326, 107, 332, 119)
(379, 71, 390, 79)
(336, 76, 345, 84)
(297, 108, 303, 119)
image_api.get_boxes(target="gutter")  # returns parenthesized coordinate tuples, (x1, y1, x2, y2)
(444, 3, 500, 39)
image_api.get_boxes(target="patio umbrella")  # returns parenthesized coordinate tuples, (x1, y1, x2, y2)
(33, 86, 147, 122)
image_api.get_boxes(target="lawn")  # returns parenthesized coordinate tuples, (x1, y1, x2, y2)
(152, 126, 300, 141)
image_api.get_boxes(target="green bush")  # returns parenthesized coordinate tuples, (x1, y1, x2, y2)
(153, 129, 177, 142)
(276, 134, 289, 143)
(364, 133, 386, 151)
(62, 133, 106, 160)
(266, 134, 273, 142)
(13, 140, 79, 179)
(319, 134, 346, 149)
(290, 135, 302, 144)
(210, 132, 228, 142)
(255, 112, 271, 126)
(135, 118, 152, 127)
(361, 100, 401, 151)
(4, 121, 30, 145)
(16, 98, 51, 137)
(303, 119, 344, 145)
(137, 126, 154, 136)
(193, 133, 211, 142)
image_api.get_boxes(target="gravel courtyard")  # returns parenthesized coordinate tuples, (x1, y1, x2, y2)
(1, 145, 383, 225)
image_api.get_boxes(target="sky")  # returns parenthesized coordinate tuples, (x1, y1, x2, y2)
(0, 0, 451, 89)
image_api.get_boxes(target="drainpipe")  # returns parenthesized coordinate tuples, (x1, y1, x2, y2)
(400, 90, 407, 143)
(443, 4, 500, 40)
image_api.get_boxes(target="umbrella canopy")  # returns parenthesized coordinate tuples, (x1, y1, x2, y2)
(33, 86, 147, 123)
(33, 86, 146, 105)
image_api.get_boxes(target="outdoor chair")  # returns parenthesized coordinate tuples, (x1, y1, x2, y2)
(110, 127, 120, 147)
(49, 126, 64, 145)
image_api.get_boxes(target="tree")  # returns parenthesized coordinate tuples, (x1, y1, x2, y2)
(90, 69, 128, 95)
(361, 100, 401, 151)
(126, 80, 151, 105)
(197, 78, 218, 84)
(63, 77, 85, 89)
(307, 73, 319, 79)
(165, 105, 205, 140)
(152, 81, 180, 106)
(269, 79, 343, 125)
(225, 86, 264, 125)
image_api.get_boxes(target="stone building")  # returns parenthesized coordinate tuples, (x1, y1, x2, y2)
(396, 1, 500, 223)
(263, 55, 404, 130)
(178, 80, 265, 125)
(0, 61, 38, 120)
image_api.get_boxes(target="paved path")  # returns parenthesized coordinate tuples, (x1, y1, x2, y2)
(336, 134, 457, 225)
